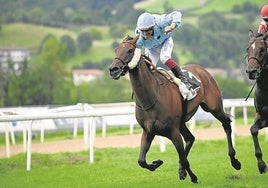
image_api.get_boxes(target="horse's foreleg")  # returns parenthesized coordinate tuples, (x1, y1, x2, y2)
(137, 130, 163, 171)
(250, 120, 268, 174)
(213, 111, 241, 170)
(171, 129, 198, 183)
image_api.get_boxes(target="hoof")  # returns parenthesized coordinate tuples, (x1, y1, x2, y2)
(148, 160, 163, 171)
(258, 162, 268, 174)
(179, 168, 187, 180)
(190, 175, 198, 184)
(232, 159, 241, 170)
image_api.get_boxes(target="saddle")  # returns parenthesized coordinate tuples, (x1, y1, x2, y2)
(157, 67, 201, 100)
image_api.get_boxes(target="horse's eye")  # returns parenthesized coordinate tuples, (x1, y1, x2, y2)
(259, 47, 265, 56)
(128, 49, 134, 53)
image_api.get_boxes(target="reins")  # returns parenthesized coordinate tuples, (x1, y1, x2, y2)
(245, 81, 256, 101)
(142, 56, 157, 72)
(242, 53, 256, 101)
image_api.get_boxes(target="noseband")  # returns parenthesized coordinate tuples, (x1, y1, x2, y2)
(247, 56, 264, 69)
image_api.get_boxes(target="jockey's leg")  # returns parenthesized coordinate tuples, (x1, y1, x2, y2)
(165, 58, 193, 91)
(160, 38, 194, 91)
(145, 48, 160, 66)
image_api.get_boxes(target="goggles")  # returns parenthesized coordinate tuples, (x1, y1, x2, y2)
(140, 26, 154, 33)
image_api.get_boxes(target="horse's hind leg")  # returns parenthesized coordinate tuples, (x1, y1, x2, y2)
(201, 104, 241, 170)
(214, 111, 241, 170)
(250, 117, 268, 173)
(171, 128, 198, 183)
(179, 123, 195, 180)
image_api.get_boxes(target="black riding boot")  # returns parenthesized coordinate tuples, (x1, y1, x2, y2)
(171, 66, 193, 91)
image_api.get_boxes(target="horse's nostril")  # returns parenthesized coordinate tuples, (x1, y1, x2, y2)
(110, 66, 119, 73)
(251, 69, 257, 74)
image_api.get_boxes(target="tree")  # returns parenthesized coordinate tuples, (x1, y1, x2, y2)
(61, 35, 76, 57)
(38, 35, 74, 104)
(215, 76, 249, 99)
(77, 32, 93, 53)
(0, 66, 9, 106)
(5, 60, 45, 105)
(109, 24, 128, 38)
(73, 73, 132, 104)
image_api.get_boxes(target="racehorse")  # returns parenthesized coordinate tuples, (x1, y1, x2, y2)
(109, 35, 241, 183)
(246, 30, 268, 174)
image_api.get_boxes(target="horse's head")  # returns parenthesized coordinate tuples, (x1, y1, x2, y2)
(109, 35, 140, 80)
(246, 30, 268, 80)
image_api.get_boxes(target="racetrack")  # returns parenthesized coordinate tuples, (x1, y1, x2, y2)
(0, 125, 252, 158)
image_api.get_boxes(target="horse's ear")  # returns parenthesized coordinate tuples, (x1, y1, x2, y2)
(249, 29, 255, 39)
(263, 31, 268, 41)
(123, 35, 129, 41)
(133, 35, 139, 44)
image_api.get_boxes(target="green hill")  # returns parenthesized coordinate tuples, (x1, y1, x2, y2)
(0, 0, 266, 68)
(0, 23, 76, 49)
(0, 23, 117, 67)
(138, 0, 266, 14)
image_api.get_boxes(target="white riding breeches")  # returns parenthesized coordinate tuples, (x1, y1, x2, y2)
(145, 37, 174, 66)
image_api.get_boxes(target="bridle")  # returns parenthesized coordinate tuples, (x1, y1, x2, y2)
(246, 38, 268, 79)
(247, 56, 265, 69)
(244, 35, 268, 100)
(113, 41, 137, 76)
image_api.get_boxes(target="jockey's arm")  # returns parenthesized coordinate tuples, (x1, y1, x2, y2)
(164, 11, 182, 33)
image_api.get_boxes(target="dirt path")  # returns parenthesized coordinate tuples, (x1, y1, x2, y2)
(0, 126, 251, 158)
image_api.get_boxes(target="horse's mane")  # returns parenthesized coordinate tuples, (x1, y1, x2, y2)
(123, 35, 134, 42)
(256, 33, 263, 38)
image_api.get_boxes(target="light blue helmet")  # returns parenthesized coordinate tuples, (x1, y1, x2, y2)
(137, 13, 155, 30)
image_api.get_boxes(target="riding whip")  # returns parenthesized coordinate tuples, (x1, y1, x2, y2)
(245, 81, 256, 101)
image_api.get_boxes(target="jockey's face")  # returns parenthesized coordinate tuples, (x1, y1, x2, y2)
(141, 27, 154, 39)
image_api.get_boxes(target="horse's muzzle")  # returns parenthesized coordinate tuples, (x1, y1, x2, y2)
(109, 66, 121, 80)
(109, 65, 129, 80)
(246, 69, 260, 80)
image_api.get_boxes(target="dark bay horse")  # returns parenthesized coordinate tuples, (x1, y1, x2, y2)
(246, 30, 268, 173)
(109, 35, 241, 183)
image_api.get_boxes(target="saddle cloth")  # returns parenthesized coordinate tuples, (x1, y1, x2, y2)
(157, 67, 201, 100)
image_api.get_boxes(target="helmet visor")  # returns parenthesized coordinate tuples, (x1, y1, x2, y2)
(140, 26, 154, 33)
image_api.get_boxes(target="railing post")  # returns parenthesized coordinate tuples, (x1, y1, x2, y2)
(243, 106, 248, 126)
(40, 123, 44, 143)
(102, 117, 106, 137)
(160, 136, 166, 152)
(83, 117, 89, 150)
(189, 115, 196, 132)
(10, 122, 15, 145)
(73, 118, 78, 138)
(4, 123, 10, 158)
(230, 106, 236, 147)
(23, 122, 27, 152)
(89, 117, 95, 163)
(26, 120, 33, 171)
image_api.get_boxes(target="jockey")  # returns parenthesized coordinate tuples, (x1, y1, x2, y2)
(258, 4, 268, 34)
(135, 11, 195, 92)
